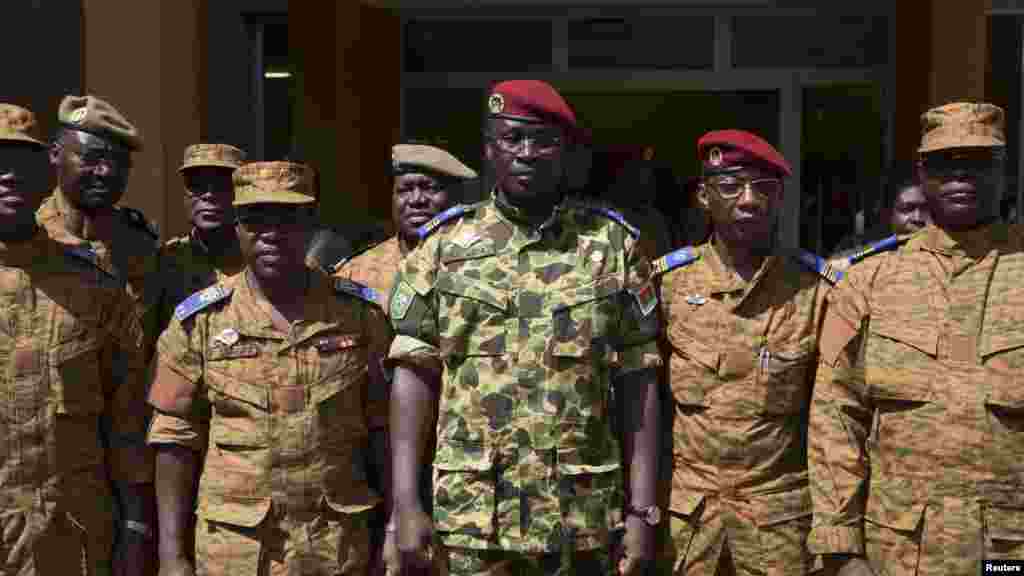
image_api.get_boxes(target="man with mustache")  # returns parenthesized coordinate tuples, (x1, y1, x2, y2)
(810, 102, 1024, 575)
(147, 161, 391, 575)
(333, 142, 475, 576)
(388, 80, 662, 575)
(655, 130, 837, 576)
(0, 103, 154, 575)
(38, 95, 160, 357)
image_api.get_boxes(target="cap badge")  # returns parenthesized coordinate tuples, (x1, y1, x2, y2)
(488, 93, 505, 115)
(279, 165, 301, 188)
(68, 107, 88, 125)
(708, 147, 723, 167)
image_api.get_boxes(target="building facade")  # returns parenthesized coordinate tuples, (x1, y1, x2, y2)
(3, 0, 1018, 253)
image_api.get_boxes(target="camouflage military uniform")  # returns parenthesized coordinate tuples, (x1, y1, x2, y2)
(656, 242, 830, 576)
(148, 229, 244, 350)
(810, 223, 1024, 574)
(387, 194, 662, 573)
(146, 270, 391, 575)
(0, 229, 152, 575)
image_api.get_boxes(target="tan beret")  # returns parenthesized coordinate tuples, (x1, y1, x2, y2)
(919, 102, 1005, 154)
(0, 104, 45, 148)
(180, 143, 246, 172)
(392, 144, 477, 179)
(58, 94, 143, 151)
(233, 161, 316, 206)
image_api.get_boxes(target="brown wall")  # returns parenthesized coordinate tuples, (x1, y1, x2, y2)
(81, 0, 207, 240)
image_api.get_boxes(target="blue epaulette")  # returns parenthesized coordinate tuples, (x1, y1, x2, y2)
(586, 206, 640, 239)
(334, 278, 382, 307)
(846, 235, 905, 265)
(796, 250, 843, 284)
(651, 246, 699, 276)
(173, 284, 232, 322)
(64, 245, 117, 279)
(416, 204, 475, 240)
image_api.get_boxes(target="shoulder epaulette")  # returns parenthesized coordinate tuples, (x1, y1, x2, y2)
(117, 206, 159, 240)
(64, 244, 116, 278)
(584, 205, 640, 239)
(795, 250, 843, 285)
(333, 278, 382, 307)
(416, 204, 475, 240)
(651, 246, 699, 276)
(173, 284, 232, 322)
(845, 234, 906, 266)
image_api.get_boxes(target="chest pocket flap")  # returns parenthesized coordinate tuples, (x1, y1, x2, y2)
(550, 276, 622, 359)
(435, 274, 508, 358)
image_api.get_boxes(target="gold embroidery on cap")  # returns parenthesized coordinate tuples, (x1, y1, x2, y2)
(488, 93, 505, 115)
(709, 147, 723, 167)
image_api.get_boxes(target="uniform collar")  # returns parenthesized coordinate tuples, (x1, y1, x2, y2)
(234, 267, 338, 343)
(702, 239, 779, 297)
(492, 187, 565, 233)
(49, 186, 110, 242)
(918, 223, 998, 259)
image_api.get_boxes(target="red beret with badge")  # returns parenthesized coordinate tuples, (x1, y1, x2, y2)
(487, 80, 578, 130)
(697, 129, 792, 178)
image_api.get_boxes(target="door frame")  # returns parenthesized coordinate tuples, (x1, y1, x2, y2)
(400, 9, 889, 252)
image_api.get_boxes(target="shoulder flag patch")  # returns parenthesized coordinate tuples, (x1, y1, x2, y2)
(651, 246, 699, 276)
(173, 284, 232, 322)
(796, 250, 843, 285)
(334, 278, 381, 307)
(586, 206, 640, 239)
(846, 235, 905, 266)
(628, 281, 659, 317)
(417, 204, 474, 240)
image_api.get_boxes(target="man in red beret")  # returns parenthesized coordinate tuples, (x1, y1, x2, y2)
(652, 129, 837, 575)
(388, 80, 662, 576)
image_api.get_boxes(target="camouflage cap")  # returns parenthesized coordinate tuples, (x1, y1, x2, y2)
(58, 94, 143, 151)
(233, 161, 316, 206)
(180, 143, 246, 172)
(392, 144, 477, 179)
(0, 104, 45, 148)
(919, 102, 1005, 153)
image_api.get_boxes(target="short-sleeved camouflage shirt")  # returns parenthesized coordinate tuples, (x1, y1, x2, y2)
(387, 194, 661, 553)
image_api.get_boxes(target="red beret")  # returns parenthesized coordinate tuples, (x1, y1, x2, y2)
(697, 129, 792, 178)
(487, 80, 577, 129)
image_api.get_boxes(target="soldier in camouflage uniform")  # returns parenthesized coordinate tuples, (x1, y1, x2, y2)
(146, 161, 391, 575)
(388, 80, 662, 576)
(38, 95, 160, 337)
(0, 103, 154, 575)
(655, 130, 836, 576)
(810, 103, 1024, 575)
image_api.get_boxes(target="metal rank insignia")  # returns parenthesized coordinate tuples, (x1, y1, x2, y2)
(686, 294, 707, 306)
(488, 93, 505, 115)
(215, 328, 240, 347)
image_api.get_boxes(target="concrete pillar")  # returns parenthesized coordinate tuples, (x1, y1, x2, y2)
(81, 0, 207, 240)
(291, 1, 400, 231)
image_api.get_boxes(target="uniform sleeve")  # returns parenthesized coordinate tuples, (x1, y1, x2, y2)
(617, 233, 663, 377)
(807, 279, 872, 556)
(387, 235, 441, 372)
(146, 312, 208, 451)
(364, 303, 394, 431)
(101, 287, 154, 484)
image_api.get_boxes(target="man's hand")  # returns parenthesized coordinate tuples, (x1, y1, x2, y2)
(834, 556, 875, 576)
(382, 527, 400, 576)
(113, 527, 157, 576)
(157, 556, 195, 576)
(617, 514, 655, 575)
(396, 503, 434, 572)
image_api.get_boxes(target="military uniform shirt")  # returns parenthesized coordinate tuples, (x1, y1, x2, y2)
(810, 223, 1024, 573)
(387, 195, 662, 553)
(0, 228, 151, 573)
(658, 242, 828, 575)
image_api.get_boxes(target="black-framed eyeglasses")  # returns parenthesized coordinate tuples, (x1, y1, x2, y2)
(709, 176, 783, 200)
(487, 129, 564, 155)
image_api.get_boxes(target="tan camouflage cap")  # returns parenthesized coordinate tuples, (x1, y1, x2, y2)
(392, 144, 477, 179)
(918, 102, 1005, 154)
(0, 104, 45, 148)
(180, 143, 246, 172)
(58, 94, 143, 151)
(233, 161, 316, 206)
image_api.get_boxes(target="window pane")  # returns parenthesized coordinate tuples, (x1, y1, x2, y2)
(405, 20, 552, 72)
(733, 15, 888, 68)
(569, 17, 714, 69)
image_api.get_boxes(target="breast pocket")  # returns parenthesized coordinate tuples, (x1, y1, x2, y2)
(866, 312, 938, 402)
(51, 338, 105, 416)
(758, 338, 814, 415)
(435, 275, 508, 360)
(666, 327, 719, 408)
(205, 363, 271, 450)
(310, 333, 369, 444)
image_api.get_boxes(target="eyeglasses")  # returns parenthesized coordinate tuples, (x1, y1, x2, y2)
(489, 129, 564, 155)
(710, 177, 783, 200)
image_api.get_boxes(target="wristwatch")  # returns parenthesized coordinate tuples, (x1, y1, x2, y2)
(624, 503, 662, 527)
